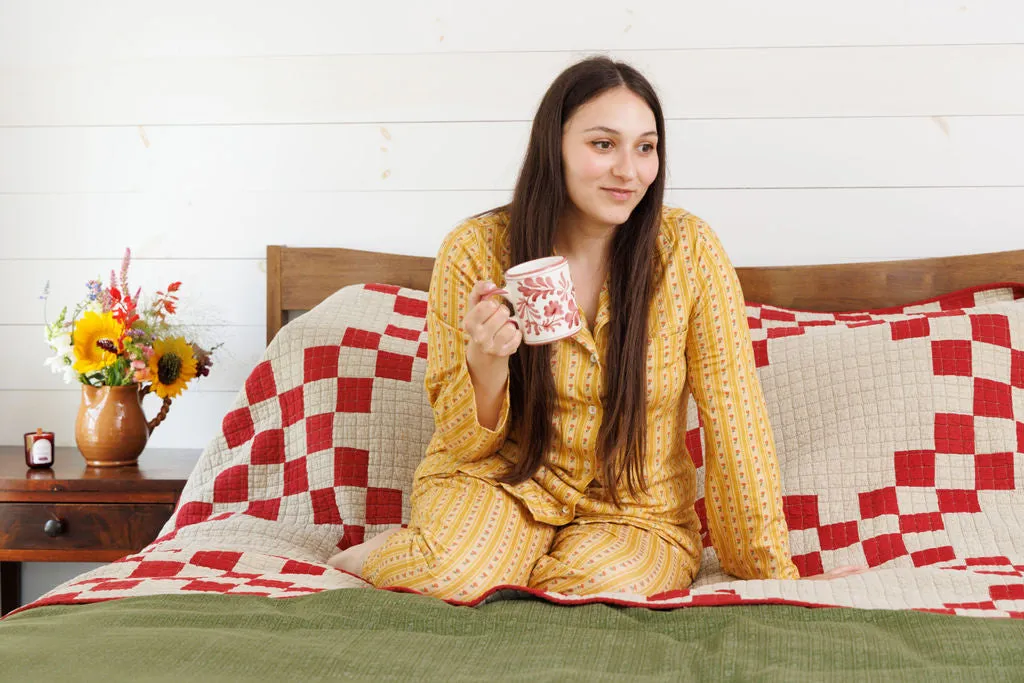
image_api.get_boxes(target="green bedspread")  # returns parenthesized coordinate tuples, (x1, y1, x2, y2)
(1, 589, 1021, 682)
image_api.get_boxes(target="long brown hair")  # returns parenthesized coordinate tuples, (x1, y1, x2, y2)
(496, 56, 667, 505)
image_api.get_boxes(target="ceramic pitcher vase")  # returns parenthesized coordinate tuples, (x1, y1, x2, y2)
(74, 384, 172, 467)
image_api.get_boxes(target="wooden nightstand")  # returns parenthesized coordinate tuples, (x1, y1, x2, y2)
(0, 446, 201, 615)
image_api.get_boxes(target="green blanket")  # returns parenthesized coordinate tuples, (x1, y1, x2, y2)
(1, 589, 1021, 682)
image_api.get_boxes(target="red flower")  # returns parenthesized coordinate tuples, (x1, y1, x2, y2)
(543, 300, 563, 318)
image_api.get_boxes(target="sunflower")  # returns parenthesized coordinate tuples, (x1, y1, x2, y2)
(72, 311, 124, 374)
(148, 337, 198, 398)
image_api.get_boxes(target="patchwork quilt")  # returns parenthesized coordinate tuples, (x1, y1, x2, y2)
(11, 281, 1024, 619)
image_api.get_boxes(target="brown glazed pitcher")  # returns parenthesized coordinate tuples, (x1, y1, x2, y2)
(74, 384, 172, 467)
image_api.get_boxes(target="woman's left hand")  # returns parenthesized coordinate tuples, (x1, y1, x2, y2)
(806, 565, 871, 581)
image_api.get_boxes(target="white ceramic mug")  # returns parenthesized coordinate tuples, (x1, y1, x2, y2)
(484, 256, 583, 345)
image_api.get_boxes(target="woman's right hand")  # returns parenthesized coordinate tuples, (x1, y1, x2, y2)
(464, 280, 523, 369)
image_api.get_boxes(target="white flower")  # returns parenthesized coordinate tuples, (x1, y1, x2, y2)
(47, 331, 72, 355)
(84, 301, 103, 315)
(44, 353, 78, 385)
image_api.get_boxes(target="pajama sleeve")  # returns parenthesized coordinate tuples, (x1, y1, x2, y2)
(684, 220, 801, 580)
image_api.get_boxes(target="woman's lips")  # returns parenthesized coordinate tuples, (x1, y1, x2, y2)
(602, 188, 634, 201)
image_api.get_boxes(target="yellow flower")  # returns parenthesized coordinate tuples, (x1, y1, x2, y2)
(72, 311, 124, 374)
(148, 337, 198, 399)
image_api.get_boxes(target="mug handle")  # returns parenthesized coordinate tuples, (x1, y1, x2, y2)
(479, 285, 519, 329)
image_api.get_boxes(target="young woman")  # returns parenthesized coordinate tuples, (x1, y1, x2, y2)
(329, 57, 864, 600)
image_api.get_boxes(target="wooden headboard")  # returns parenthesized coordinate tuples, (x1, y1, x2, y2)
(266, 245, 1024, 344)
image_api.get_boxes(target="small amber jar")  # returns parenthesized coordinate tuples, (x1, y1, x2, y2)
(24, 428, 55, 469)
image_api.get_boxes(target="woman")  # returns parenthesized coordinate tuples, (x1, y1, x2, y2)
(329, 57, 864, 600)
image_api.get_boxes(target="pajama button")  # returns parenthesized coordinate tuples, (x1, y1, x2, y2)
(588, 406, 597, 415)
(561, 506, 569, 513)
(590, 353, 598, 363)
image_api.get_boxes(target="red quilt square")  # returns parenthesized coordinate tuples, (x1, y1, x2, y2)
(939, 289, 977, 311)
(752, 339, 769, 368)
(1012, 349, 1024, 389)
(174, 501, 213, 528)
(250, 429, 286, 465)
(305, 413, 334, 454)
(93, 579, 144, 591)
(334, 447, 370, 487)
(685, 428, 703, 468)
(1018, 422, 1024, 453)
(190, 551, 243, 572)
(989, 584, 1024, 601)
(975, 452, 1015, 490)
(342, 328, 382, 350)
(279, 386, 304, 428)
(767, 327, 805, 340)
(417, 342, 428, 359)
(859, 487, 899, 519)
(911, 546, 956, 567)
(974, 378, 1014, 419)
(283, 457, 309, 496)
(818, 521, 860, 551)
(937, 489, 981, 513)
(182, 580, 236, 593)
(931, 340, 972, 377)
(376, 351, 414, 382)
(310, 487, 343, 525)
(694, 497, 711, 547)
(222, 408, 255, 449)
(339, 524, 366, 550)
(792, 552, 824, 577)
(934, 413, 975, 454)
(246, 578, 294, 589)
(245, 361, 277, 404)
(971, 314, 1011, 348)
(385, 324, 422, 341)
(129, 561, 186, 578)
(862, 533, 909, 566)
(394, 296, 427, 318)
(304, 345, 341, 383)
(894, 450, 936, 487)
(366, 487, 404, 525)
(337, 377, 374, 413)
(899, 512, 945, 534)
(245, 498, 281, 521)
(890, 318, 930, 341)
(365, 283, 401, 295)
(281, 559, 327, 576)
(761, 308, 796, 322)
(213, 465, 249, 504)
(783, 495, 820, 530)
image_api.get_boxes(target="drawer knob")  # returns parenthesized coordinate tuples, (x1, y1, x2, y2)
(44, 518, 65, 537)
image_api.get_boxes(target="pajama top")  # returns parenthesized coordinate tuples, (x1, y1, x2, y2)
(413, 205, 800, 581)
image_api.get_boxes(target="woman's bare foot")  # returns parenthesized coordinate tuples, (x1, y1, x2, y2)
(327, 527, 403, 576)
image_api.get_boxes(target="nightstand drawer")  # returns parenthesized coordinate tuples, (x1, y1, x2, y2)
(0, 503, 174, 553)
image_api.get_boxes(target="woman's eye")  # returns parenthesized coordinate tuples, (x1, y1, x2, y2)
(639, 143, 655, 153)
(592, 140, 613, 150)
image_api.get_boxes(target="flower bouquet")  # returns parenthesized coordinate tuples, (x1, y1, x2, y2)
(43, 249, 217, 466)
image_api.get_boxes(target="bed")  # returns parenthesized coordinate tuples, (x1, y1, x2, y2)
(1, 238, 1022, 682)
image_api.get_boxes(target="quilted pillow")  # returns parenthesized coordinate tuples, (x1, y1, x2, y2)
(688, 283, 1024, 584)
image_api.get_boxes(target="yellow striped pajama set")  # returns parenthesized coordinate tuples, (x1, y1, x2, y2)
(362, 206, 800, 600)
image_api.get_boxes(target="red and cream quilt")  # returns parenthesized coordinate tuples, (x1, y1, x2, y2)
(10, 281, 1024, 619)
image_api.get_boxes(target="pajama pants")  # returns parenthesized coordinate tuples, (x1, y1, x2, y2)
(361, 473, 694, 602)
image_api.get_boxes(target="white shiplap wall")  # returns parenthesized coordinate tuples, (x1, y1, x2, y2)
(2, 0, 1023, 601)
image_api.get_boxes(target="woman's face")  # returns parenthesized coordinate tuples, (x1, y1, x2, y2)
(561, 86, 660, 230)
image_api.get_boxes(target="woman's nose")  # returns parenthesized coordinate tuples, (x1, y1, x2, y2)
(612, 152, 637, 181)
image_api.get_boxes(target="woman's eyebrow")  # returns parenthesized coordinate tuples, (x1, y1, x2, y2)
(582, 125, 658, 137)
